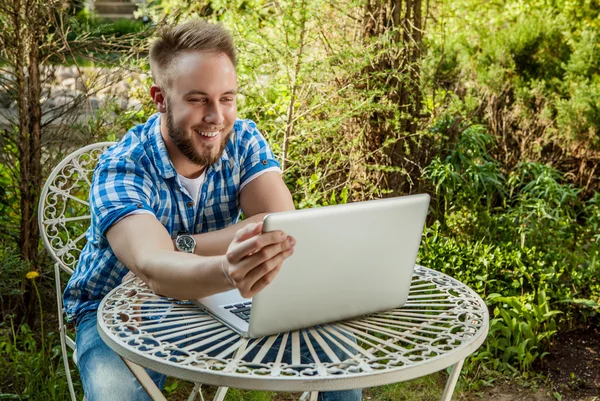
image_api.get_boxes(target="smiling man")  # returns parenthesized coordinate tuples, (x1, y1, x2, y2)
(63, 20, 360, 401)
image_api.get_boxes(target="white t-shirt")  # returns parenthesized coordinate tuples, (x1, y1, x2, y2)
(178, 171, 206, 205)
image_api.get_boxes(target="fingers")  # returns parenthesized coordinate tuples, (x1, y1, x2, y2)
(246, 262, 284, 298)
(239, 237, 295, 282)
(234, 238, 295, 298)
(227, 228, 288, 263)
(230, 235, 295, 279)
(234, 222, 263, 242)
(225, 222, 296, 298)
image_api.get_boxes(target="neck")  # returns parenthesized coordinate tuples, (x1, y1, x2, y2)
(160, 114, 206, 179)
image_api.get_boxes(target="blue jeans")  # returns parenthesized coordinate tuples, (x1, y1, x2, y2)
(76, 311, 361, 401)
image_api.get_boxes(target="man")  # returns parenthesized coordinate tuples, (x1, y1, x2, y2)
(64, 20, 361, 401)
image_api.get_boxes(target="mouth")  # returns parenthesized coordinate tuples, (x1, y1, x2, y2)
(194, 128, 222, 139)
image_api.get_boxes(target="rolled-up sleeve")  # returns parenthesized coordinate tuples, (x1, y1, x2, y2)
(91, 156, 155, 236)
(239, 121, 281, 189)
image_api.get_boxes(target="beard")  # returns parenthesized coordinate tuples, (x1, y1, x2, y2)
(165, 105, 232, 167)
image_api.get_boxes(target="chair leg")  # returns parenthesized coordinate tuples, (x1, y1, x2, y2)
(299, 391, 318, 400)
(61, 332, 77, 401)
(55, 264, 77, 401)
(187, 383, 203, 401)
(440, 359, 465, 401)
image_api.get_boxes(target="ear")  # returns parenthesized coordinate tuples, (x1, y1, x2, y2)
(150, 84, 168, 113)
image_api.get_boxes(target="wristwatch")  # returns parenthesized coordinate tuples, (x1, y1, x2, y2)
(175, 231, 196, 253)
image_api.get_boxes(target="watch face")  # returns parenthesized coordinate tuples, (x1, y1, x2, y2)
(176, 235, 195, 253)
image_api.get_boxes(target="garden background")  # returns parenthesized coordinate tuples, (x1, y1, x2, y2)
(1, 0, 599, 399)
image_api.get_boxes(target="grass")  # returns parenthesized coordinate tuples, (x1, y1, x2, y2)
(163, 372, 450, 401)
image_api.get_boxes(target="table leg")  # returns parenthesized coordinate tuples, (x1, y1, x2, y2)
(212, 386, 229, 401)
(440, 359, 464, 401)
(122, 358, 167, 401)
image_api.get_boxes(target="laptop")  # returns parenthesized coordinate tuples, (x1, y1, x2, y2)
(194, 193, 430, 338)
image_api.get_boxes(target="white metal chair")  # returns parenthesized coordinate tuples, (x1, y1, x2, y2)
(39, 142, 206, 401)
(38, 142, 116, 400)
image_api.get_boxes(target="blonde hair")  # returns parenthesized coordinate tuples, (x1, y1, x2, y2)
(149, 20, 237, 89)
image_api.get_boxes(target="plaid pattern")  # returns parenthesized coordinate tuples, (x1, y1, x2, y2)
(64, 113, 280, 322)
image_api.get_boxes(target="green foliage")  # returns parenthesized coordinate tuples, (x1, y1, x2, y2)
(485, 291, 560, 372)
(72, 10, 147, 37)
(420, 122, 599, 375)
(0, 322, 77, 399)
(0, 248, 31, 319)
(505, 162, 581, 247)
(428, 0, 600, 157)
(0, 249, 29, 298)
(425, 124, 505, 215)
(555, 77, 600, 147)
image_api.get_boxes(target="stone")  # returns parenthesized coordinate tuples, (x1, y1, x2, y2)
(61, 77, 77, 90)
(86, 96, 102, 112)
(70, 66, 81, 78)
(129, 98, 143, 111)
(118, 97, 129, 110)
(56, 66, 76, 82)
(96, 85, 114, 99)
(45, 89, 78, 110)
(76, 79, 87, 92)
(115, 81, 130, 95)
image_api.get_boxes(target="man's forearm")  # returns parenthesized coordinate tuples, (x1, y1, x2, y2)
(107, 214, 236, 300)
(192, 213, 267, 256)
(139, 250, 234, 299)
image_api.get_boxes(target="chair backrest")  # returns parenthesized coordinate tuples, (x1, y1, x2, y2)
(38, 142, 116, 274)
(38, 142, 116, 401)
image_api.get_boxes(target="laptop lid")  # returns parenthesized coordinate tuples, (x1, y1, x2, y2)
(247, 193, 430, 338)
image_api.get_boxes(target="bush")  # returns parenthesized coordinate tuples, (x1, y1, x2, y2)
(420, 119, 599, 374)
(0, 322, 78, 399)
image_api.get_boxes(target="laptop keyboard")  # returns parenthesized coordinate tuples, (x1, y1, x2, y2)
(224, 301, 252, 322)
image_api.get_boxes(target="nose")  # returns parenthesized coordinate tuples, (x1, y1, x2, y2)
(203, 102, 224, 125)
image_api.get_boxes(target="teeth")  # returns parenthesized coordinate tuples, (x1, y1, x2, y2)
(195, 130, 220, 138)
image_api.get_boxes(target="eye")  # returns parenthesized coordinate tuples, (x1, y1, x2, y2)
(221, 97, 235, 102)
(189, 98, 207, 104)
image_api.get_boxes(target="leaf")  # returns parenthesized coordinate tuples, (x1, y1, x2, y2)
(543, 311, 563, 318)
(560, 298, 600, 308)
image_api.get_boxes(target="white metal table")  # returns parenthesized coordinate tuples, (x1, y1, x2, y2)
(98, 265, 489, 401)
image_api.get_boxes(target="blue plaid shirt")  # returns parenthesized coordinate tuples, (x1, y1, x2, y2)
(64, 113, 280, 322)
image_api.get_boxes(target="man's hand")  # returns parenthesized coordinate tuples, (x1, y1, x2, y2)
(224, 222, 295, 298)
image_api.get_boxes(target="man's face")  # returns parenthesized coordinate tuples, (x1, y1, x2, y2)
(163, 51, 237, 168)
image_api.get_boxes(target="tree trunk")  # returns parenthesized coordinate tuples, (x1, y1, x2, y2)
(9, 0, 44, 326)
(23, 27, 43, 327)
(24, 18, 42, 267)
(361, 0, 425, 196)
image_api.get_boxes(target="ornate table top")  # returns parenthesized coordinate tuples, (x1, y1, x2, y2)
(98, 265, 489, 392)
